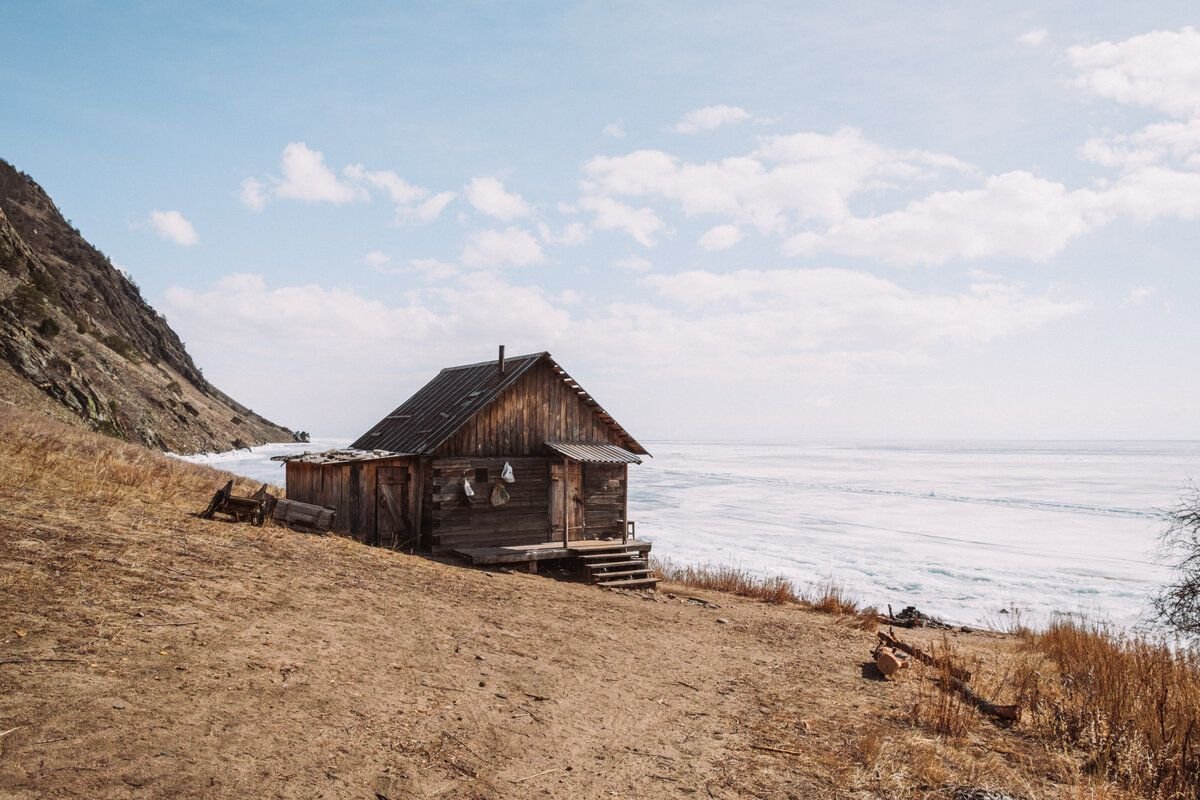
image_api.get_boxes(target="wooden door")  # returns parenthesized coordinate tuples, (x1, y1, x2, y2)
(375, 466, 411, 549)
(549, 461, 585, 541)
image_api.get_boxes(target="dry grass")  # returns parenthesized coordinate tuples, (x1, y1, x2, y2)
(908, 649, 980, 739)
(0, 406, 261, 515)
(650, 557, 878, 629)
(651, 556, 800, 604)
(1018, 617, 1200, 799)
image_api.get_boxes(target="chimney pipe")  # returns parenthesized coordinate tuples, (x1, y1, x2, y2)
(498, 345, 506, 375)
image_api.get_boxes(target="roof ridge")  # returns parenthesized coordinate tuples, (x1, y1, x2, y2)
(439, 351, 547, 372)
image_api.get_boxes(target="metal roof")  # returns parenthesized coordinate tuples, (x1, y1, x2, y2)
(270, 449, 409, 465)
(349, 351, 648, 456)
(545, 441, 643, 464)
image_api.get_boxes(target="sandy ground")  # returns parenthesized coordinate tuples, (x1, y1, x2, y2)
(0, 410, 1107, 799)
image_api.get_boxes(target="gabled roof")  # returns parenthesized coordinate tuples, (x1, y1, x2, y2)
(349, 352, 648, 456)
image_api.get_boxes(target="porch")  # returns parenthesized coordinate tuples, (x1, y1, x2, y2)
(452, 537, 652, 566)
(452, 537, 658, 589)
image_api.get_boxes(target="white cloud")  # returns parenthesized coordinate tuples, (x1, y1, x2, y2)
(398, 191, 456, 224)
(1125, 286, 1155, 306)
(239, 178, 268, 212)
(784, 171, 1103, 265)
(461, 227, 546, 267)
(579, 196, 666, 247)
(363, 250, 391, 269)
(1068, 27, 1200, 118)
(783, 163, 1200, 265)
(1080, 119, 1200, 170)
(602, 121, 626, 138)
(641, 268, 1083, 347)
(275, 142, 364, 204)
(1100, 166, 1200, 222)
(698, 224, 743, 251)
(581, 128, 969, 234)
(344, 164, 426, 205)
(465, 177, 533, 221)
(538, 221, 590, 246)
(1018, 29, 1047, 46)
(675, 104, 752, 134)
(148, 210, 199, 246)
(615, 256, 652, 272)
(241, 143, 452, 223)
(164, 275, 441, 363)
(164, 268, 1080, 400)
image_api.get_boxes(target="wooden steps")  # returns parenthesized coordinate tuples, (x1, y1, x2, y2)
(574, 543, 658, 590)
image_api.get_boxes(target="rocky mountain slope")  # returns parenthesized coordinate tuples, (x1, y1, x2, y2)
(0, 159, 296, 453)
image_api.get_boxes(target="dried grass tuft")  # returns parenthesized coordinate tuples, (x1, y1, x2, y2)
(1017, 616, 1200, 798)
(650, 558, 879, 629)
(651, 557, 800, 604)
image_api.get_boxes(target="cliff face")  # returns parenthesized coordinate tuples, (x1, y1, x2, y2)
(0, 159, 296, 453)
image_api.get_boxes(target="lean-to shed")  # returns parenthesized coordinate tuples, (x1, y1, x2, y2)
(276, 349, 649, 556)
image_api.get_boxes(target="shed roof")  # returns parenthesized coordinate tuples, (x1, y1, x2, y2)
(545, 441, 643, 464)
(270, 449, 409, 465)
(349, 351, 648, 456)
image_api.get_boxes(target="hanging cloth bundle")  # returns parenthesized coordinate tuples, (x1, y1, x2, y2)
(501, 462, 515, 483)
(462, 476, 475, 498)
(490, 482, 510, 506)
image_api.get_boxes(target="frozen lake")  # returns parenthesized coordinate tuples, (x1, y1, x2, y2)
(179, 439, 1200, 629)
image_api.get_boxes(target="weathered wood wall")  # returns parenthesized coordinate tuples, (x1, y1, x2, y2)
(428, 456, 552, 551)
(284, 456, 419, 546)
(580, 463, 627, 540)
(435, 360, 627, 457)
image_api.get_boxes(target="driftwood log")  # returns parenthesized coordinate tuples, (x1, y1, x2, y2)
(878, 631, 972, 682)
(944, 676, 1021, 722)
(881, 604, 952, 629)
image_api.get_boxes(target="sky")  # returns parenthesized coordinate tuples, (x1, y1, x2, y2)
(2, 2, 1199, 441)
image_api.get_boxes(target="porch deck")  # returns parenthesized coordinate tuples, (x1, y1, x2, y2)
(452, 537, 652, 566)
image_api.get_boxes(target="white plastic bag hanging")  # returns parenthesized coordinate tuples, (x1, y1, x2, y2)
(501, 462, 515, 484)
(462, 477, 475, 498)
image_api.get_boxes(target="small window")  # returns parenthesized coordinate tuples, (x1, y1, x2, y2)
(474, 467, 489, 484)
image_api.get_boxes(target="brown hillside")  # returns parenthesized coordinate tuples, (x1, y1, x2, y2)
(0, 159, 294, 453)
(0, 408, 1129, 799)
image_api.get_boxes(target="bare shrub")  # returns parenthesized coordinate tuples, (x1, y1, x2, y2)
(1153, 486, 1200, 639)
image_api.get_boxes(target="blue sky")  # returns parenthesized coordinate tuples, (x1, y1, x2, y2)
(3, 3, 1199, 440)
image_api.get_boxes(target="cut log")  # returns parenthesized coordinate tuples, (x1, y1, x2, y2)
(875, 646, 908, 678)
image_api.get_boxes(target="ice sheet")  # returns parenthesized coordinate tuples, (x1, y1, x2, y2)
(178, 439, 1200, 630)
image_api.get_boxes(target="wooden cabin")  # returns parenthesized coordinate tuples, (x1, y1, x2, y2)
(277, 349, 655, 584)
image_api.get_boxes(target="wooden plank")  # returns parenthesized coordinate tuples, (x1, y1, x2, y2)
(451, 545, 571, 565)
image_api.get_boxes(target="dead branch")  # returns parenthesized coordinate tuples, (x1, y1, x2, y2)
(750, 743, 804, 756)
(511, 767, 567, 783)
(878, 630, 972, 682)
(944, 675, 1021, 722)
